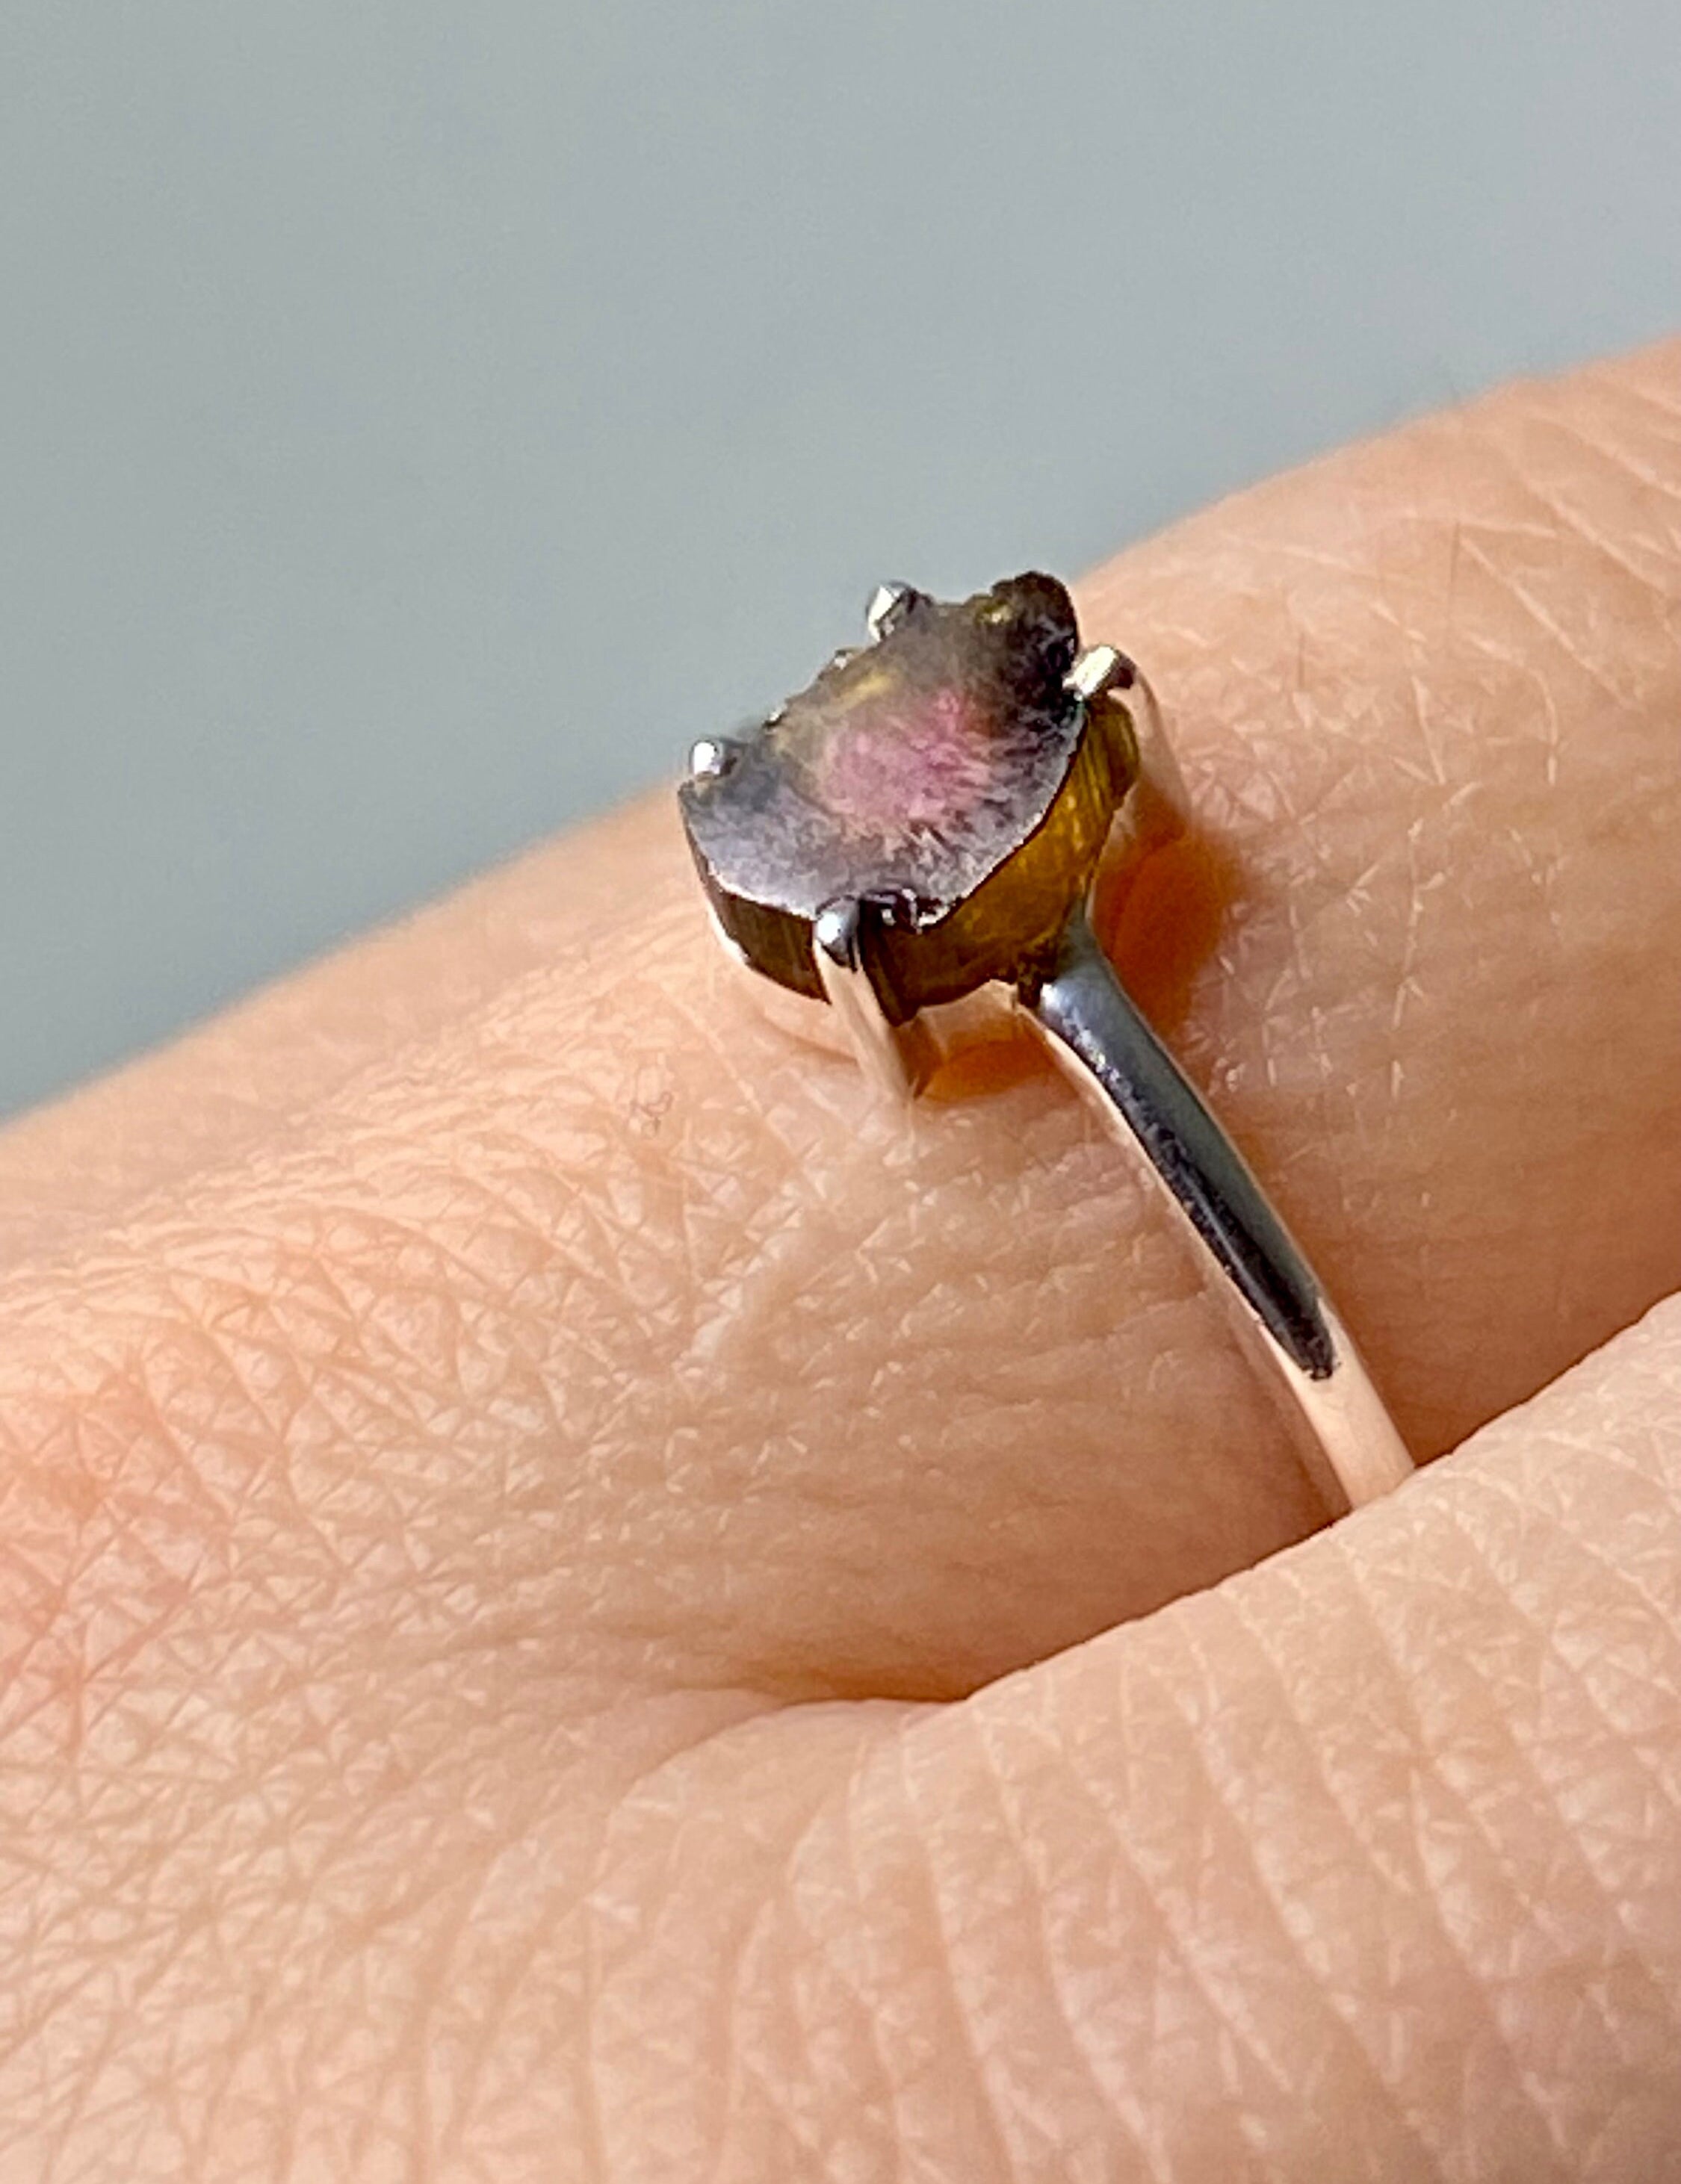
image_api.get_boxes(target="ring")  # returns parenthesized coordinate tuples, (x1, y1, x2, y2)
(677, 573, 1414, 1516)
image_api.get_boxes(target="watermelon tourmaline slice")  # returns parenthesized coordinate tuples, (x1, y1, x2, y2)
(678, 573, 1137, 1019)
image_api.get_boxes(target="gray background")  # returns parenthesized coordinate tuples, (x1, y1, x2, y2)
(3, 1, 1678, 1120)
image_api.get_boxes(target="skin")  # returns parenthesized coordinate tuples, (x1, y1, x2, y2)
(1, 341, 1680, 2180)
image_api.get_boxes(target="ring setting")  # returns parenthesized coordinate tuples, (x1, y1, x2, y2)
(678, 573, 1413, 1516)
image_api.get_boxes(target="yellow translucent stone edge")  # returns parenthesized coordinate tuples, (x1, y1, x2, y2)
(700, 693, 1141, 1020)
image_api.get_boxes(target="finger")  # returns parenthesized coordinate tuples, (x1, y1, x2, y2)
(9, 1287, 1681, 2175)
(3, 345, 1680, 1710)
(581, 1291, 1681, 2183)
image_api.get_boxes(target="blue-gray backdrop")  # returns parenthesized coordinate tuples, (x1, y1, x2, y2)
(4, 1, 1679, 1116)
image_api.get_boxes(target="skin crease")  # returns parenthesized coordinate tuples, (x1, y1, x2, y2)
(0, 343, 1677, 2177)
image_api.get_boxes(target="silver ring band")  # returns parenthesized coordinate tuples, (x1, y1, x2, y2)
(1030, 900, 1412, 1513)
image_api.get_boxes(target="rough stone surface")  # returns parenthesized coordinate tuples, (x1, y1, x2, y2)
(680, 574, 1119, 1008)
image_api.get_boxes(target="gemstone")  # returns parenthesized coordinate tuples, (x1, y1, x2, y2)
(679, 574, 1136, 1020)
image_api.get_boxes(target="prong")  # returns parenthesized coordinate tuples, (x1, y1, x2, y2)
(687, 734, 742, 783)
(1065, 643, 1136, 703)
(812, 896, 929, 1102)
(864, 582, 926, 644)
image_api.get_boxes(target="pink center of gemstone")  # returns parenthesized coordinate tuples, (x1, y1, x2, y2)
(811, 683, 994, 832)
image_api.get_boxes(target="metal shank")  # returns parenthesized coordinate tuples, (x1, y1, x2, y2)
(1025, 902, 1413, 1514)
